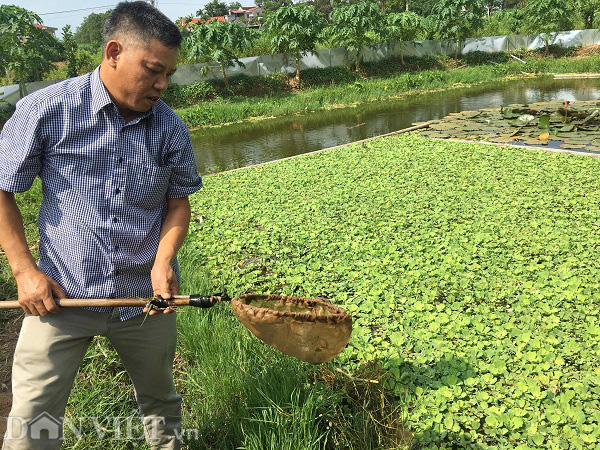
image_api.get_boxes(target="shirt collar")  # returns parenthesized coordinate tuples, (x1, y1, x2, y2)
(90, 67, 156, 121)
(90, 67, 113, 115)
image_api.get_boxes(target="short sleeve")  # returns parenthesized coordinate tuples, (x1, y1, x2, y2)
(0, 97, 43, 193)
(164, 120, 203, 198)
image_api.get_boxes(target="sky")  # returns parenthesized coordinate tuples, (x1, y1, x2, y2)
(0, 1, 219, 38)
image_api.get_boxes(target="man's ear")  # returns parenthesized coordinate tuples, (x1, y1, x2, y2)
(104, 40, 122, 68)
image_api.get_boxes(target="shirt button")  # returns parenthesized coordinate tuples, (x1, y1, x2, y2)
(117, 157, 123, 163)
(112, 217, 118, 223)
(115, 245, 120, 251)
(114, 188, 121, 195)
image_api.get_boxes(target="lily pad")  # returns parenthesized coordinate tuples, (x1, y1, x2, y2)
(560, 144, 587, 149)
(538, 115, 550, 130)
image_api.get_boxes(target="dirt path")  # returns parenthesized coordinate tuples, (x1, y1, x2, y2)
(0, 311, 22, 442)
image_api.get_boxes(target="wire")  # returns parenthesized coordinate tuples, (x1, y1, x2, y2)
(39, 5, 118, 15)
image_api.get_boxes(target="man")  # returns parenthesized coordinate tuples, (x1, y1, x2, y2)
(0, 2, 202, 448)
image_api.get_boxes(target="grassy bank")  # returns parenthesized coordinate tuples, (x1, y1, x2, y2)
(173, 52, 600, 129)
(3, 133, 600, 447)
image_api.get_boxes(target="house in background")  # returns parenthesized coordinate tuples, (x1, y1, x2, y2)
(33, 23, 58, 37)
(226, 6, 263, 28)
(180, 5, 263, 29)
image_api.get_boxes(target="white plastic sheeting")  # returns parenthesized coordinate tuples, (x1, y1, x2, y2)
(2, 29, 599, 103)
(169, 28, 600, 85)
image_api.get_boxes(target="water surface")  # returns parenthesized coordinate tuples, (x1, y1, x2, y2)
(191, 77, 600, 174)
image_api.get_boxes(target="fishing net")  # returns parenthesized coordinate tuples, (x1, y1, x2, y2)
(231, 294, 352, 364)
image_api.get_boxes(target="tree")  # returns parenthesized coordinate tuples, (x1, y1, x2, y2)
(404, 0, 437, 16)
(577, 0, 600, 29)
(328, 2, 383, 72)
(523, 0, 576, 54)
(385, 12, 424, 64)
(185, 21, 257, 85)
(0, 5, 57, 97)
(62, 25, 80, 78)
(197, 0, 229, 19)
(74, 11, 110, 49)
(307, 0, 334, 18)
(261, 0, 293, 16)
(263, 4, 326, 81)
(432, 0, 486, 58)
(229, 2, 243, 10)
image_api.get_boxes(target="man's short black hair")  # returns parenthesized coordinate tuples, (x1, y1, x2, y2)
(103, 1, 182, 49)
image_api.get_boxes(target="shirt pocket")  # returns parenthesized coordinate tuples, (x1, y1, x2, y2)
(125, 162, 172, 210)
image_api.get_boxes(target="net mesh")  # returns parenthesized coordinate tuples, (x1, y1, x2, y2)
(231, 294, 352, 364)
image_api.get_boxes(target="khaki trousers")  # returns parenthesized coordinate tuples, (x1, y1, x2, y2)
(3, 307, 181, 450)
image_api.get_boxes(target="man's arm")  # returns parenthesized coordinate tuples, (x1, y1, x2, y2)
(0, 190, 65, 316)
(147, 196, 192, 315)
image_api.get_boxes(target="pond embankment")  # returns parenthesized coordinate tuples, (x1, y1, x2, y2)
(174, 52, 600, 129)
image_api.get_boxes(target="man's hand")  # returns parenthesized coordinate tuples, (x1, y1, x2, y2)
(145, 197, 190, 316)
(15, 267, 65, 316)
(147, 262, 179, 315)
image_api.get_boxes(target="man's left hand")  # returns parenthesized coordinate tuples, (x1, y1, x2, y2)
(147, 262, 179, 315)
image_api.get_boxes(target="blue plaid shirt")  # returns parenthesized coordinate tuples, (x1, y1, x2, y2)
(0, 68, 202, 320)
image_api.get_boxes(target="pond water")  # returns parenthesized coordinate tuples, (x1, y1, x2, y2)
(190, 77, 600, 174)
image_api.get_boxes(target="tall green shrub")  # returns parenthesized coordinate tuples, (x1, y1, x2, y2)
(523, 0, 577, 54)
(432, 0, 486, 58)
(262, 4, 327, 81)
(386, 12, 424, 64)
(185, 21, 257, 86)
(328, 2, 383, 72)
(0, 5, 57, 96)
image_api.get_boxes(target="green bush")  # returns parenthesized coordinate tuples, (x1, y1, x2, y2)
(300, 66, 356, 86)
(0, 103, 15, 130)
(460, 50, 509, 65)
(162, 80, 217, 108)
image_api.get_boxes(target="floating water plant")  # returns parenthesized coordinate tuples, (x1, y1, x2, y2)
(419, 100, 600, 152)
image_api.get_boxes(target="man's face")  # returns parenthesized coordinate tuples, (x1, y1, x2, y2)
(108, 37, 178, 118)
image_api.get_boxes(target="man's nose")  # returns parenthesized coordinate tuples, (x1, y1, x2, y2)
(154, 74, 169, 92)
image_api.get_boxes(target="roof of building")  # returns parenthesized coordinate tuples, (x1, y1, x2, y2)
(206, 16, 226, 23)
(33, 23, 57, 31)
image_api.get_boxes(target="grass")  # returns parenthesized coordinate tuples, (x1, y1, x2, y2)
(174, 52, 600, 129)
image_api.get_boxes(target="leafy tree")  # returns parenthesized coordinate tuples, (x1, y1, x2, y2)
(74, 11, 110, 49)
(62, 25, 80, 78)
(475, 8, 525, 36)
(404, 0, 437, 16)
(0, 5, 57, 97)
(261, 0, 293, 16)
(385, 11, 424, 64)
(432, 0, 486, 58)
(328, 2, 383, 72)
(263, 4, 326, 81)
(185, 21, 257, 85)
(523, 0, 576, 54)
(229, 2, 243, 10)
(577, 0, 600, 29)
(307, 0, 334, 18)
(197, 0, 229, 19)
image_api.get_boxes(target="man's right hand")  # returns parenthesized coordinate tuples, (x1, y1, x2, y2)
(15, 267, 65, 316)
